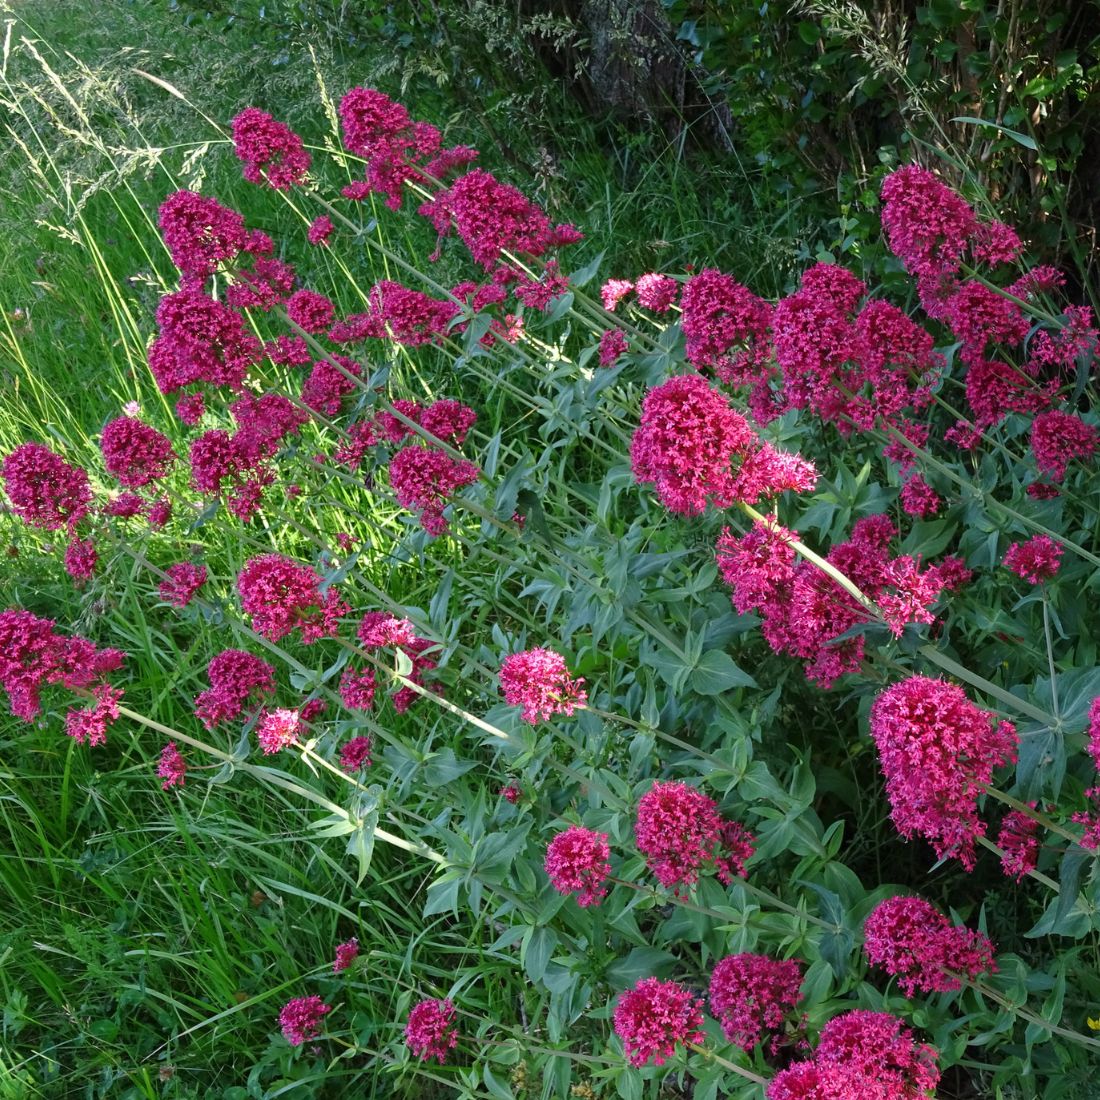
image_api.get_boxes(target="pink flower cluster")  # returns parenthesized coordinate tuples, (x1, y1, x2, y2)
(630, 374, 815, 515)
(2, 442, 92, 531)
(389, 443, 480, 536)
(65, 683, 123, 748)
(613, 977, 705, 1068)
(544, 826, 611, 907)
(863, 895, 996, 996)
(256, 707, 301, 755)
(1030, 409, 1097, 484)
(338, 735, 373, 771)
(869, 676, 1018, 869)
(708, 953, 803, 1052)
(717, 515, 949, 689)
(194, 649, 275, 728)
(404, 997, 459, 1063)
(158, 563, 207, 608)
(157, 742, 187, 790)
(1003, 534, 1063, 584)
(339, 86, 476, 210)
(997, 806, 1042, 881)
(231, 107, 311, 189)
(499, 647, 587, 723)
(333, 937, 359, 973)
(419, 167, 581, 269)
(357, 611, 437, 713)
(279, 995, 331, 1046)
(634, 780, 755, 893)
(236, 554, 348, 643)
(0, 608, 124, 725)
(100, 416, 175, 488)
(157, 190, 249, 280)
(768, 1010, 940, 1100)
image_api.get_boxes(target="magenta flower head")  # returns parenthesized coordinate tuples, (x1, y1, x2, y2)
(388, 444, 479, 536)
(997, 807, 1042, 881)
(499, 647, 587, 723)
(815, 1010, 940, 1097)
(231, 107, 311, 189)
(158, 563, 207, 609)
(863, 895, 996, 996)
(634, 780, 754, 893)
(2, 442, 92, 531)
(286, 289, 336, 334)
(307, 216, 334, 246)
(100, 415, 175, 489)
(544, 826, 611, 907)
(256, 708, 301, 755)
(613, 977, 705, 1068)
(237, 554, 348, 643)
(870, 677, 1017, 870)
(157, 190, 247, 279)
(1031, 408, 1098, 483)
(279, 995, 331, 1046)
(194, 649, 276, 729)
(157, 742, 187, 790)
(1003, 534, 1063, 584)
(333, 937, 359, 973)
(708, 953, 803, 1052)
(338, 735, 373, 772)
(405, 997, 458, 1063)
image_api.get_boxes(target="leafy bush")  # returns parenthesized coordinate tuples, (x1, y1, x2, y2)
(3, 18, 1100, 1100)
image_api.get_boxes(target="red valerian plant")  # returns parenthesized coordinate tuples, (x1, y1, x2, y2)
(869, 677, 1018, 869)
(613, 977, 705, 1068)
(279, 996, 331, 1046)
(544, 825, 611, 907)
(499, 647, 587, 722)
(405, 998, 459, 1063)
(708, 953, 803, 1053)
(863, 895, 997, 996)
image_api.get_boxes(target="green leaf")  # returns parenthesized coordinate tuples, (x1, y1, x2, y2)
(423, 874, 462, 918)
(346, 810, 378, 885)
(950, 115, 1037, 150)
(522, 925, 557, 983)
(605, 947, 676, 988)
(690, 650, 757, 694)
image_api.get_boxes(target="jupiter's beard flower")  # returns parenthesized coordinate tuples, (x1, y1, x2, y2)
(630, 374, 752, 514)
(708, 953, 803, 1053)
(544, 826, 611, 907)
(1031, 409, 1098, 482)
(389, 444, 479, 536)
(149, 289, 261, 396)
(237, 554, 348, 642)
(499, 647, 586, 723)
(900, 473, 940, 518)
(338, 735, 373, 772)
(405, 998, 458, 1063)
(333, 938, 359, 973)
(256, 707, 301, 755)
(231, 107, 311, 189)
(600, 278, 634, 311)
(880, 165, 979, 283)
(635, 273, 679, 312)
(634, 780, 754, 893)
(419, 168, 581, 269)
(863, 896, 996, 996)
(64, 537, 97, 584)
(419, 399, 477, 446)
(815, 1011, 940, 1097)
(157, 742, 187, 790)
(613, 978, 705, 1068)
(307, 216, 334, 246)
(157, 190, 248, 279)
(997, 807, 1042, 881)
(869, 677, 1018, 869)
(598, 328, 628, 367)
(194, 649, 276, 729)
(286, 289, 336, 334)
(2, 442, 92, 530)
(158, 563, 207, 608)
(0, 609, 124, 724)
(1088, 698, 1100, 773)
(339, 667, 376, 711)
(1003, 535, 1063, 584)
(716, 519, 797, 615)
(65, 684, 123, 747)
(100, 416, 175, 488)
(279, 996, 331, 1046)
